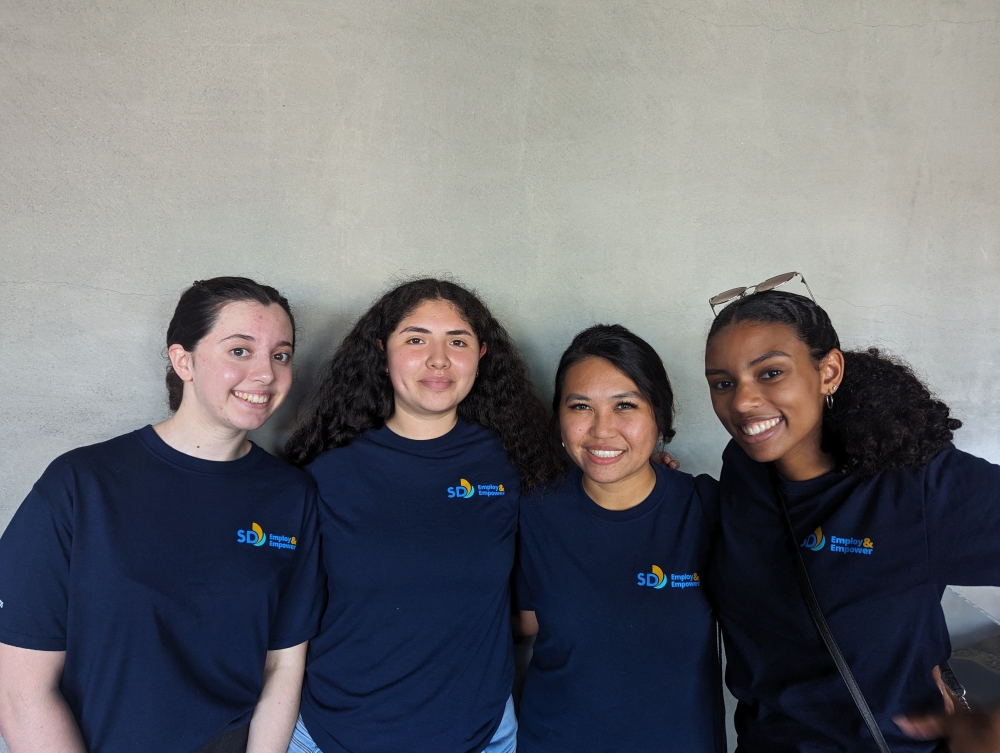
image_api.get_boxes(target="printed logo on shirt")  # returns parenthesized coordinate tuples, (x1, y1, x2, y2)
(801, 526, 874, 556)
(801, 527, 826, 551)
(636, 566, 700, 589)
(446, 479, 507, 498)
(0, 599, 4, 608)
(236, 522, 299, 551)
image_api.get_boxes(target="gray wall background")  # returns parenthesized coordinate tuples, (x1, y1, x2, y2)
(1, 1, 999, 749)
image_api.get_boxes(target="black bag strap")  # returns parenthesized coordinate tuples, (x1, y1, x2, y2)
(769, 466, 892, 753)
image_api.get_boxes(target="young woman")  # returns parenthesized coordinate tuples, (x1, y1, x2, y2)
(0, 277, 323, 753)
(515, 324, 726, 753)
(703, 285, 1000, 752)
(284, 278, 562, 753)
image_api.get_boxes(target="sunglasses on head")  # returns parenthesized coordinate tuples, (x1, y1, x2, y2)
(709, 271, 815, 316)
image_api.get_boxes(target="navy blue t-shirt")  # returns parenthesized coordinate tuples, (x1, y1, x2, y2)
(300, 419, 520, 753)
(515, 464, 726, 753)
(0, 426, 324, 753)
(709, 439, 1000, 753)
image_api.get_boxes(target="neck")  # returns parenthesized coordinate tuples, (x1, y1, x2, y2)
(582, 463, 657, 511)
(153, 408, 251, 462)
(385, 406, 459, 441)
(773, 444, 836, 482)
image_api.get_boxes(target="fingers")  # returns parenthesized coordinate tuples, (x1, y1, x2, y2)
(894, 713, 947, 740)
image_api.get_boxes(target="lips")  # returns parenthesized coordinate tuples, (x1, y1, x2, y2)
(736, 416, 783, 444)
(419, 378, 455, 391)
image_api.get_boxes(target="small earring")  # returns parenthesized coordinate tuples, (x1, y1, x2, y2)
(561, 441, 565, 448)
(825, 394, 834, 409)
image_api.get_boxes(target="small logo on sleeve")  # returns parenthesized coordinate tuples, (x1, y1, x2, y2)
(446, 479, 507, 498)
(237, 523, 298, 551)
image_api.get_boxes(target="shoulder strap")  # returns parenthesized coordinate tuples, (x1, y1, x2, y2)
(768, 466, 891, 753)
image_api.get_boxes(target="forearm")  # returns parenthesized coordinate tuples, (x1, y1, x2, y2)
(0, 687, 86, 753)
(246, 643, 307, 753)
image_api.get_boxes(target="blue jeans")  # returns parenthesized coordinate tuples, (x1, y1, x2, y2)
(288, 695, 517, 753)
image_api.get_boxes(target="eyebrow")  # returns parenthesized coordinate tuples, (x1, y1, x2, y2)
(748, 350, 792, 367)
(564, 391, 643, 402)
(399, 326, 474, 336)
(220, 334, 294, 349)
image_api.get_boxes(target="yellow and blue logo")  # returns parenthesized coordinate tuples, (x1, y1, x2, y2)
(237, 523, 298, 551)
(637, 564, 669, 589)
(637, 566, 701, 589)
(801, 526, 826, 551)
(802, 525, 874, 555)
(447, 479, 476, 498)
(237, 522, 267, 547)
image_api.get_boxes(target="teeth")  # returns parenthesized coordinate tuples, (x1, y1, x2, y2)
(742, 417, 781, 436)
(588, 449, 624, 458)
(234, 391, 270, 405)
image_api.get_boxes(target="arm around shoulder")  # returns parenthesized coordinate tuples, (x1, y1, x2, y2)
(0, 642, 86, 753)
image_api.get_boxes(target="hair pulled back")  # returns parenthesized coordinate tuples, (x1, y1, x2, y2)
(284, 278, 562, 492)
(707, 291, 961, 477)
(552, 324, 676, 450)
(165, 277, 294, 411)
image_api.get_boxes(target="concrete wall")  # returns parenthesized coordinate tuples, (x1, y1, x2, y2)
(1, 1, 999, 749)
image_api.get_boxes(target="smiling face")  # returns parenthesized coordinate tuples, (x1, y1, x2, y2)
(704, 320, 843, 481)
(384, 298, 486, 427)
(170, 301, 294, 434)
(559, 356, 660, 490)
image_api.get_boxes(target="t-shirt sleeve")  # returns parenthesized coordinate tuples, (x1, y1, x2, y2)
(924, 446, 1000, 587)
(514, 499, 536, 612)
(0, 458, 75, 651)
(267, 483, 325, 650)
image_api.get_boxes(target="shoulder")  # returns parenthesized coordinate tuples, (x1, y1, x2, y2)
(36, 429, 145, 482)
(921, 442, 1000, 488)
(252, 446, 313, 486)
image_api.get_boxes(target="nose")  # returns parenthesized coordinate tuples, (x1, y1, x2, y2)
(590, 407, 616, 439)
(251, 355, 276, 385)
(426, 341, 450, 370)
(731, 378, 762, 414)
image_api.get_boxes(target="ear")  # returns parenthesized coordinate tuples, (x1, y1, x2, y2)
(819, 348, 845, 396)
(167, 343, 195, 383)
(376, 339, 385, 351)
(479, 342, 487, 359)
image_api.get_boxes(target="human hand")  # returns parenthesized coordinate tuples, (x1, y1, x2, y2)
(649, 451, 679, 469)
(895, 708, 1000, 752)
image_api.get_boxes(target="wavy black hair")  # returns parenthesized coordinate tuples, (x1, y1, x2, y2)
(707, 290, 961, 477)
(552, 324, 676, 453)
(284, 278, 562, 491)
(165, 277, 294, 411)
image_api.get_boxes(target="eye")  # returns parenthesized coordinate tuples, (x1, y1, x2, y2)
(273, 352, 292, 364)
(710, 379, 734, 391)
(406, 337, 425, 345)
(566, 403, 591, 411)
(616, 401, 638, 410)
(449, 339, 468, 347)
(230, 347, 249, 357)
(761, 368, 783, 379)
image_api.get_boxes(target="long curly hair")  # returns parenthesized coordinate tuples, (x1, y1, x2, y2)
(285, 278, 562, 491)
(707, 290, 962, 477)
